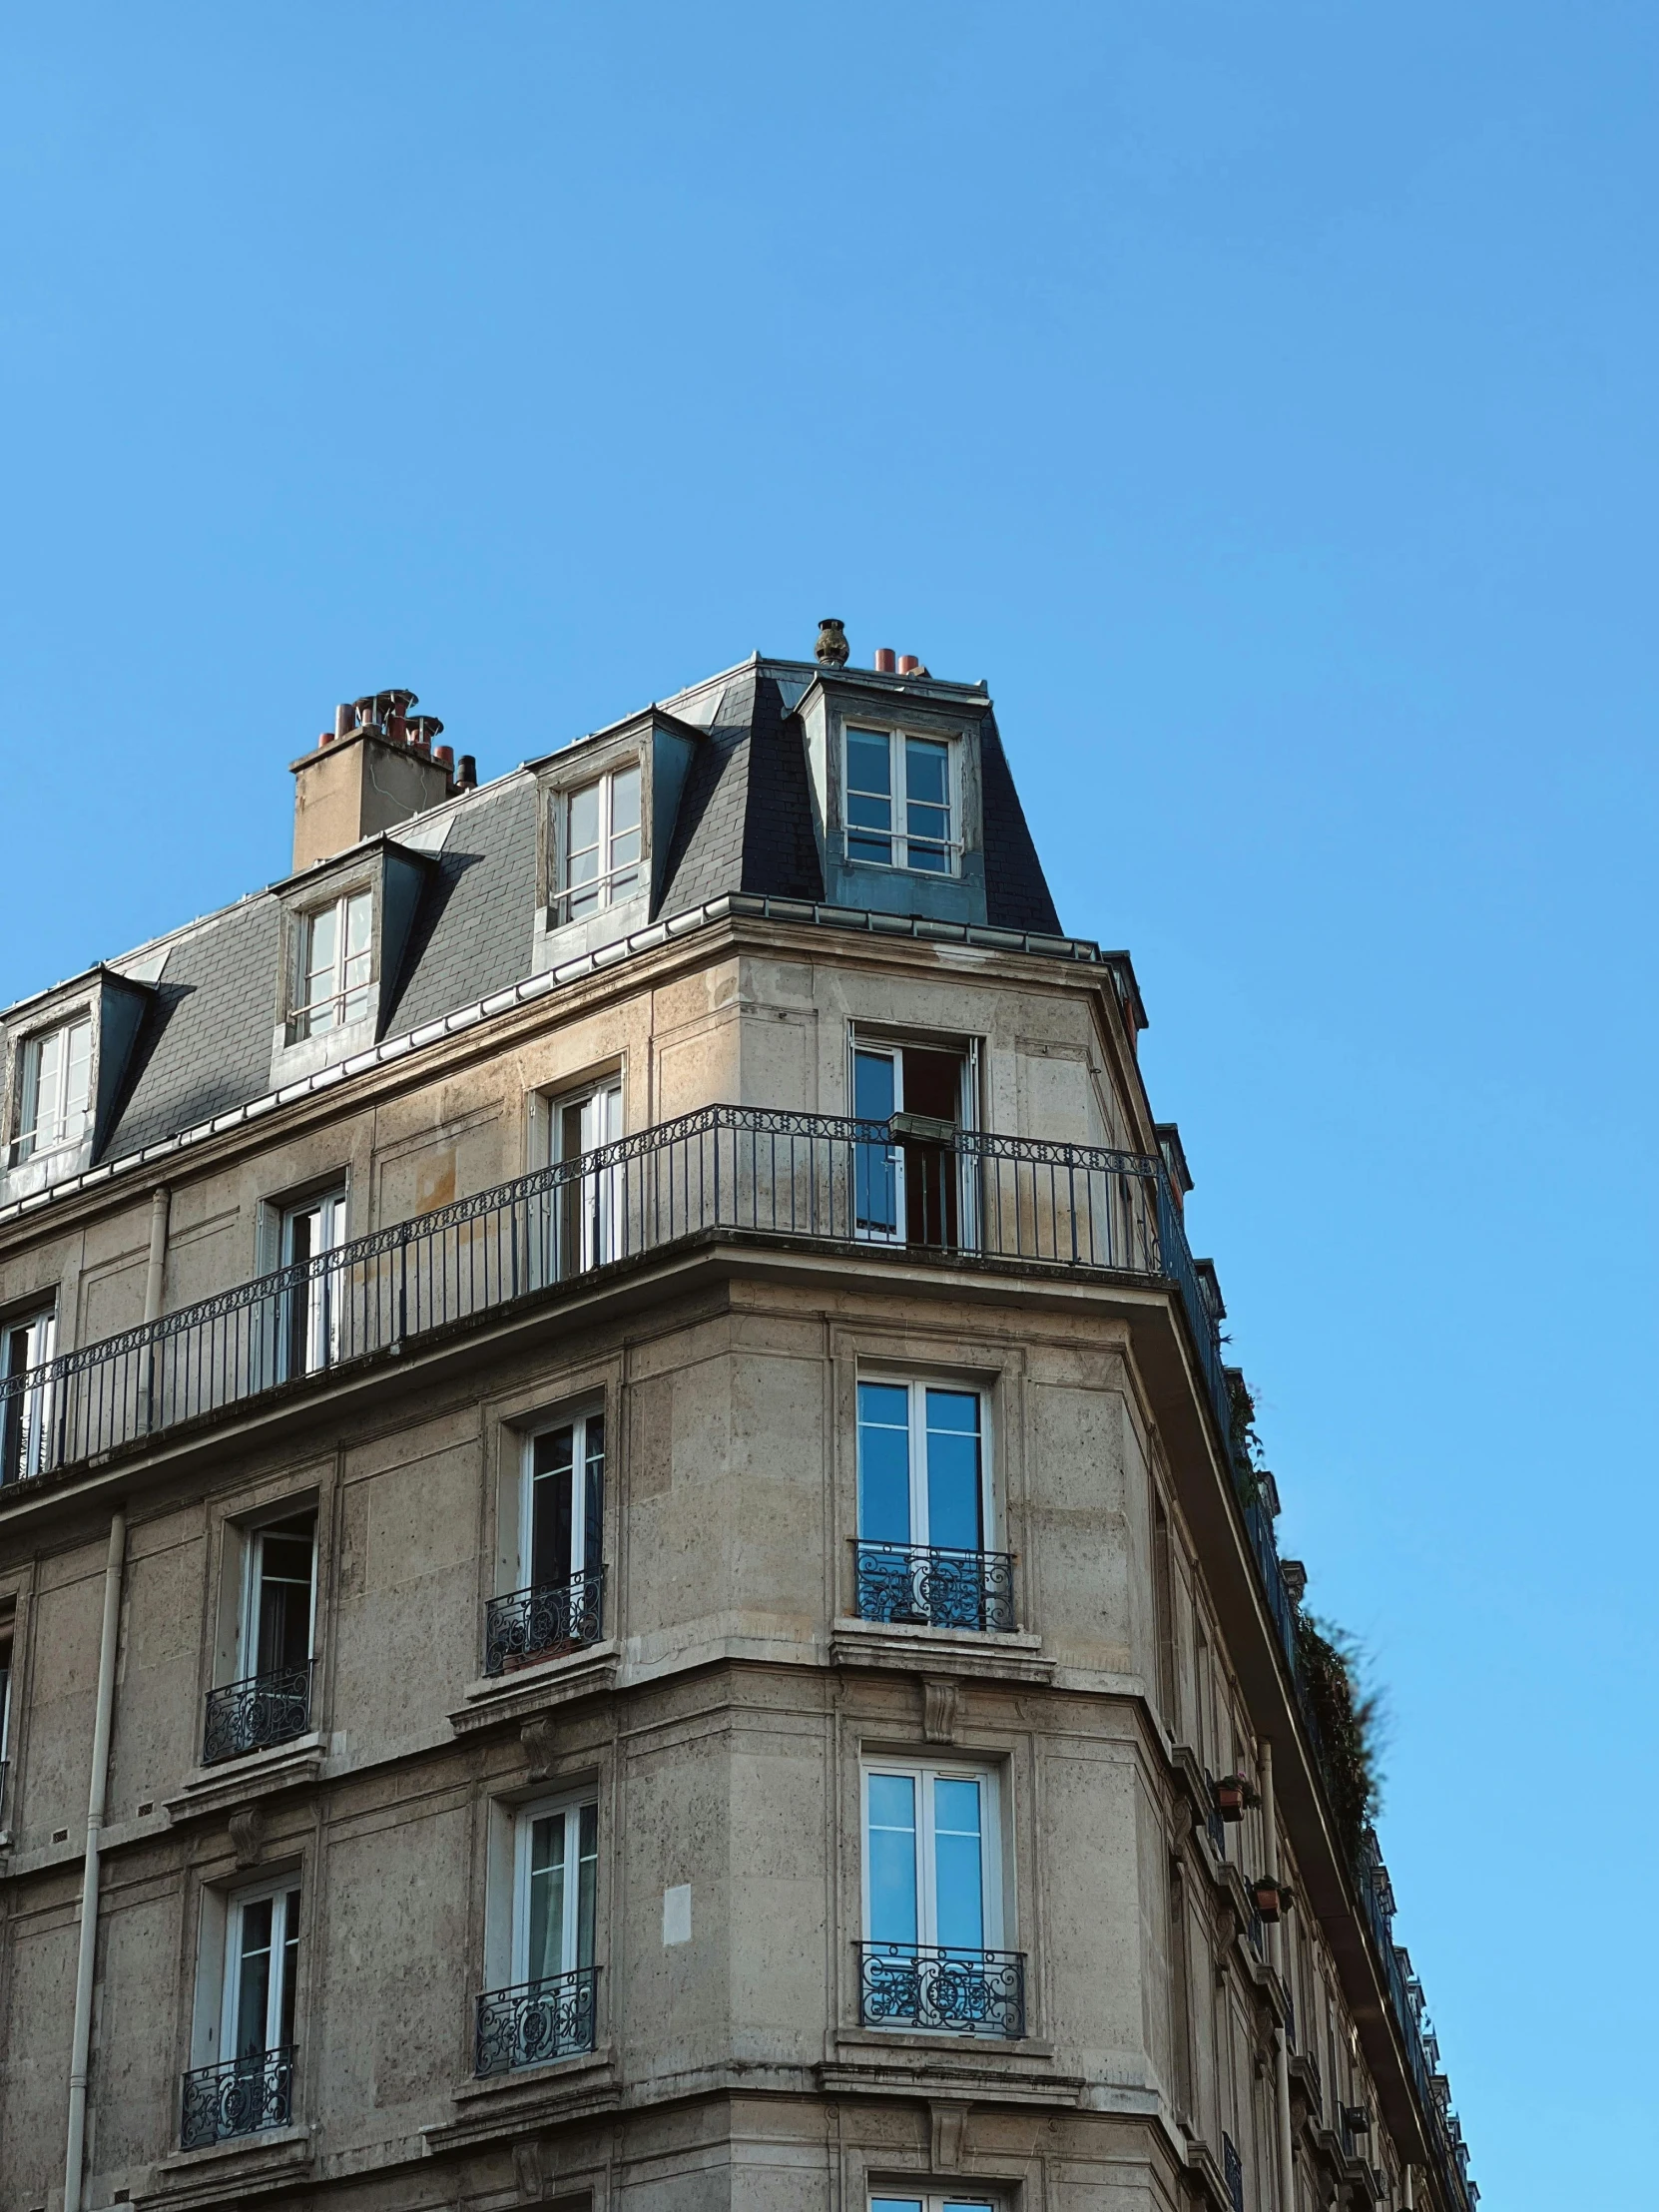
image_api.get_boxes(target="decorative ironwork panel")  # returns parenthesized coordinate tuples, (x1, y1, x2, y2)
(474, 1965, 598, 2075)
(180, 2047, 294, 2150)
(483, 1570, 606, 1675)
(202, 1662, 312, 1766)
(856, 1941, 1025, 2039)
(852, 1542, 1015, 1633)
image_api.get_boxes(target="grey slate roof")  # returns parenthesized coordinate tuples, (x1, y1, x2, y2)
(10, 656, 1065, 1168)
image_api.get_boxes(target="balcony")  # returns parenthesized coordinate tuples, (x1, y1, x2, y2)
(856, 1939, 1026, 2039)
(483, 1569, 606, 1676)
(852, 1540, 1015, 1633)
(475, 1965, 598, 2075)
(180, 2047, 294, 2149)
(202, 1662, 312, 1766)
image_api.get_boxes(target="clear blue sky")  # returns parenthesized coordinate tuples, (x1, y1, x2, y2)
(4, 6, 1654, 2196)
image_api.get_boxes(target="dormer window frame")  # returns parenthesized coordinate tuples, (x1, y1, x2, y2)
(536, 734, 652, 940)
(840, 721, 963, 879)
(285, 883, 376, 1047)
(552, 758, 643, 928)
(6, 1006, 94, 1171)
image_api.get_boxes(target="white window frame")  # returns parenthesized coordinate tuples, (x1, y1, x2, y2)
(848, 1035, 979, 1248)
(869, 2195, 1003, 2212)
(219, 1875, 301, 2063)
(854, 1376, 993, 1553)
(548, 1078, 623, 1274)
(276, 1186, 347, 1378)
(520, 1407, 605, 1595)
(554, 762, 643, 925)
(236, 1511, 318, 1685)
(842, 725, 960, 875)
(859, 1759, 1005, 1955)
(511, 1790, 599, 1986)
(287, 889, 374, 1043)
(8, 1014, 93, 1168)
(1, 1306, 57, 1485)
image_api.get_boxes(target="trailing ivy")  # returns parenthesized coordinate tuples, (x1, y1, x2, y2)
(1225, 1369, 1265, 1507)
(1295, 1611, 1383, 1868)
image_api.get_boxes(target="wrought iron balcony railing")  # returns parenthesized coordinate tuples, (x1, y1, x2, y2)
(475, 1965, 598, 2075)
(852, 1539, 1015, 1633)
(0, 1103, 1466, 2197)
(1222, 2131, 1245, 2212)
(202, 1661, 312, 1766)
(180, 2047, 294, 2149)
(856, 1940, 1026, 2039)
(483, 1569, 606, 1675)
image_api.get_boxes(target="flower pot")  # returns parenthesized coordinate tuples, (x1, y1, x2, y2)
(1216, 1775, 1247, 1822)
(1253, 1881, 1282, 1922)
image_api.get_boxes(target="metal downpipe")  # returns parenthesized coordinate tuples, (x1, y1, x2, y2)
(1261, 1741, 1297, 2212)
(64, 1506, 126, 2212)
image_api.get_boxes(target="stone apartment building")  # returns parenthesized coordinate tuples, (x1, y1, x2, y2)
(0, 628, 1476, 2212)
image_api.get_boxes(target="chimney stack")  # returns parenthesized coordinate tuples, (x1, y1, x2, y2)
(290, 687, 456, 871)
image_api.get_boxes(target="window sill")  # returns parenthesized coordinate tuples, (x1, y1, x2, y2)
(830, 1616, 1054, 1685)
(450, 1639, 620, 1737)
(423, 2043, 620, 2155)
(141, 2122, 312, 2205)
(1, 1132, 95, 1206)
(268, 1013, 377, 1090)
(164, 1732, 324, 1827)
(822, 2029, 1081, 2109)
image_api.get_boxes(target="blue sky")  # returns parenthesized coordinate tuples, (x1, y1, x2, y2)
(4, 5, 1655, 2195)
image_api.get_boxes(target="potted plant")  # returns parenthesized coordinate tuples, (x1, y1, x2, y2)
(1252, 1877, 1282, 1922)
(1216, 1773, 1248, 1822)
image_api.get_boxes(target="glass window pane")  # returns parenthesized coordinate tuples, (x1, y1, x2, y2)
(583, 1417, 605, 1579)
(609, 765, 641, 834)
(235, 1898, 275, 2058)
(576, 1801, 598, 1968)
(904, 738, 949, 806)
(846, 730, 892, 795)
(858, 1382, 912, 1543)
(527, 1813, 568, 1981)
(344, 892, 372, 954)
(924, 1391, 982, 1552)
(866, 1773, 918, 1944)
(531, 1424, 576, 1585)
(931, 1778, 985, 1951)
(63, 1020, 92, 1123)
(567, 783, 600, 853)
(277, 1890, 300, 2047)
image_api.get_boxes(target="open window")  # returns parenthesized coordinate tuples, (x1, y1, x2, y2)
(276, 1186, 347, 1381)
(182, 1876, 300, 2148)
(205, 1509, 316, 1765)
(858, 1760, 1021, 2038)
(486, 1410, 607, 1675)
(851, 1038, 976, 1249)
(549, 1077, 622, 1277)
(0, 1305, 56, 1486)
(852, 1379, 1010, 1632)
(476, 1793, 599, 2075)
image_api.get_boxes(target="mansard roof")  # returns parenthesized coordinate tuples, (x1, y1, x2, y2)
(2, 655, 1066, 1178)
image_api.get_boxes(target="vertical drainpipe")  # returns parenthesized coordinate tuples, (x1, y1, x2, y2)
(1261, 1740, 1297, 2212)
(64, 1507, 126, 2212)
(65, 1187, 161, 2212)
(1403, 2164, 1415, 2208)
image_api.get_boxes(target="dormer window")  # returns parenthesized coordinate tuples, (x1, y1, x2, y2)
(557, 764, 641, 924)
(288, 891, 373, 1044)
(8, 1015, 92, 1168)
(844, 729, 955, 874)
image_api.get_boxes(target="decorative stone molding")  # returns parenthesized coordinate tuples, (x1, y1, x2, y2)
(930, 2097, 973, 2171)
(922, 1677, 960, 1745)
(228, 1804, 266, 1869)
(521, 1715, 558, 1783)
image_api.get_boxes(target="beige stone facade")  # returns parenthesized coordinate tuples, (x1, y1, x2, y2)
(0, 661, 1473, 2212)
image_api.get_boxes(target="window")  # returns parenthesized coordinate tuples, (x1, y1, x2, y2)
(853, 1381, 1010, 1632)
(851, 1040, 971, 1247)
(0, 1629, 11, 1827)
(556, 764, 641, 924)
(859, 1761, 1021, 2037)
(550, 1079, 622, 1276)
(204, 1511, 315, 1765)
(288, 890, 373, 1042)
(181, 1879, 299, 2148)
(276, 1188, 346, 1380)
(485, 1412, 607, 1674)
(1, 1307, 56, 1486)
(871, 2198, 1000, 2212)
(477, 1795, 599, 2074)
(844, 728, 955, 873)
(8, 1016, 92, 1167)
